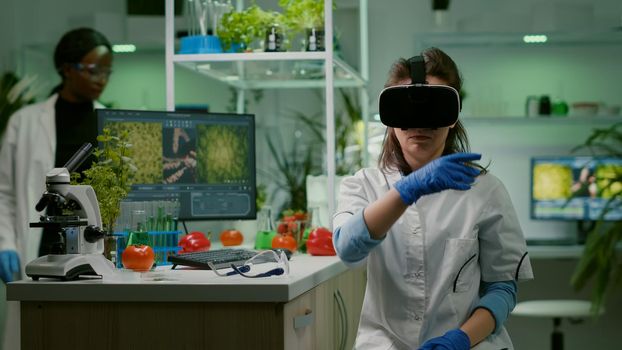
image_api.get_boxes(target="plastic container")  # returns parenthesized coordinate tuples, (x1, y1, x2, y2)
(115, 230, 182, 268)
(179, 35, 244, 54)
(179, 35, 224, 54)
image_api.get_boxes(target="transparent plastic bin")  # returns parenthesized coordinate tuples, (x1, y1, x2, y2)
(115, 231, 182, 268)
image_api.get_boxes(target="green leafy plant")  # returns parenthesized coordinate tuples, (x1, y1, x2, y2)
(0, 72, 37, 138)
(72, 128, 137, 233)
(265, 133, 318, 212)
(294, 88, 363, 175)
(570, 122, 622, 315)
(279, 0, 328, 32)
(218, 4, 281, 51)
(256, 183, 267, 211)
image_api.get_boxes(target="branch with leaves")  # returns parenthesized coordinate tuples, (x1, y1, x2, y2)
(294, 88, 363, 175)
(1, 72, 38, 138)
(265, 133, 316, 212)
(570, 122, 622, 315)
(72, 128, 137, 233)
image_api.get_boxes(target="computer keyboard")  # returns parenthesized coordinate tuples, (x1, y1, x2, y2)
(168, 248, 259, 270)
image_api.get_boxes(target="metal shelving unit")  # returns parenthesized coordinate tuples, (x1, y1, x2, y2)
(165, 0, 369, 221)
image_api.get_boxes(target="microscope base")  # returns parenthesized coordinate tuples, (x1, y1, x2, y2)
(26, 254, 115, 281)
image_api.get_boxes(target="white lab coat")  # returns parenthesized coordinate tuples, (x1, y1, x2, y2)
(333, 168, 534, 350)
(0, 94, 103, 349)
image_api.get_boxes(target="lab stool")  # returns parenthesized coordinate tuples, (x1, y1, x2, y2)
(512, 300, 602, 350)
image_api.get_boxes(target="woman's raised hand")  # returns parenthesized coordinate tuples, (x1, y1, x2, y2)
(394, 152, 482, 205)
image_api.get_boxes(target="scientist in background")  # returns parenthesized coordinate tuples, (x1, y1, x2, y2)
(333, 47, 533, 349)
(0, 27, 112, 348)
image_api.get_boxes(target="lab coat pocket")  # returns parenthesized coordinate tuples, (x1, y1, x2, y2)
(443, 238, 478, 293)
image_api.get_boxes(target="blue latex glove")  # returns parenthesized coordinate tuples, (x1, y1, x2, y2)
(0, 250, 20, 283)
(419, 329, 471, 350)
(394, 152, 482, 205)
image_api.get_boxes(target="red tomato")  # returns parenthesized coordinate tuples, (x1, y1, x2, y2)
(122, 244, 155, 271)
(282, 215, 297, 222)
(178, 231, 211, 253)
(293, 211, 307, 221)
(276, 222, 289, 234)
(287, 221, 299, 233)
(307, 227, 336, 256)
(272, 234, 297, 252)
(220, 229, 244, 246)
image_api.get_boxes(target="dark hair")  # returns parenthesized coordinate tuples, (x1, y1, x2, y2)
(50, 27, 111, 94)
(379, 47, 476, 175)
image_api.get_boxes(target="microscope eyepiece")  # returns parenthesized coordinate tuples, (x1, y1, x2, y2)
(63, 143, 94, 173)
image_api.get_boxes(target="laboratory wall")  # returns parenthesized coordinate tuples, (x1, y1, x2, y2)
(365, 0, 622, 115)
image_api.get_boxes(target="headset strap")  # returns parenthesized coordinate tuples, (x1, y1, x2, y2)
(408, 56, 426, 84)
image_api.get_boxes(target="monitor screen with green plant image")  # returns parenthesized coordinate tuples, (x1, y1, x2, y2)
(530, 156, 622, 221)
(96, 109, 256, 220)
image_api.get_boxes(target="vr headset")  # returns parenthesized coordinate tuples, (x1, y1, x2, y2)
(378, 56, 461, 129)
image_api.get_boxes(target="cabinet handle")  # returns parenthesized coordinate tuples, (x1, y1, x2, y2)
(293, 308, 314, 329)
(334, 289, 348, 350)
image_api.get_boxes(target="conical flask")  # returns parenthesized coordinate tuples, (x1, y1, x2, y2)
(254, 206, 277, 249)
(300, 206, 321, 253)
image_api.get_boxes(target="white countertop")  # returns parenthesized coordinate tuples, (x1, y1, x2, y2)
(7, 255, 348, 303)
(9, 243, 586, 304)
(527, 244, 587, 259)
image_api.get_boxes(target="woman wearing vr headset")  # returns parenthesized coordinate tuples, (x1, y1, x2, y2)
(333, 47, 532, 350)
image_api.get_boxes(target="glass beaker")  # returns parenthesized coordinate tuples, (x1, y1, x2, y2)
(127, 209, 149, 247)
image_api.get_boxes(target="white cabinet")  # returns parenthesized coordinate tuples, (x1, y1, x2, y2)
(283, 266, 366, 349)
(164, 0, 369, 219)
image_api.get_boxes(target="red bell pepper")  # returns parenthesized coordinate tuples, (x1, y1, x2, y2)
(178, 231, 211, 253)
(306, 227, 336, 256)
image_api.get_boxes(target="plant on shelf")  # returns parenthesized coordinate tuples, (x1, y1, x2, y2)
(570, 122, 622, 315)
(218, 4, 281, 52)
(279, 0, 326, 32)
(278, 0, 334, 50)
(71, 128, 137, 233)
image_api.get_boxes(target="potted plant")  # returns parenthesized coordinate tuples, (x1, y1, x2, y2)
(218, 4, 280, 52)
(72, 127, 136, 234)
(279, 0, 333, 51)
(570, 122, 622, 314)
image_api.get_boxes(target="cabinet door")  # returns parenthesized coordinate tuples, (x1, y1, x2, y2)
(333, 267, 367, 350)
(284, 287, 321, 349)
(313, 274, 337, 349)
(283, 267, 366, 350)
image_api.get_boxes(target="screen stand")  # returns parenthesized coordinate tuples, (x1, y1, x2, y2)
(576, 220, 596, 245)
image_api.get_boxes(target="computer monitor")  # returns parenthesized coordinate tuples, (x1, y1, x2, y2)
(96, 109, 256, 220)
(530, 156, 622, 221)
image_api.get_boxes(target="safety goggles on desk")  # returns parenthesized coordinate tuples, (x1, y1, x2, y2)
(208, 249, 290, 278)
(378, 55, 461, 129)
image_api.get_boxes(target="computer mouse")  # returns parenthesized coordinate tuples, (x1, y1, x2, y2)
(271, 248, 293, 260)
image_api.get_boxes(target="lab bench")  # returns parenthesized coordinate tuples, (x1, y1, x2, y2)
(526, 244, 591, 259)
(527, 243, 622, 259)
(7, 255, 366, 350)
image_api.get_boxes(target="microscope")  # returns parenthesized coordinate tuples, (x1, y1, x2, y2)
(26, 143, 115, 280)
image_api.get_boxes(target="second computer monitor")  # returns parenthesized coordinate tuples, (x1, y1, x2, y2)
(96, 109, 256, 220)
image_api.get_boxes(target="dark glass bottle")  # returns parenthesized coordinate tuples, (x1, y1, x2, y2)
(538, 95, 551, 116)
